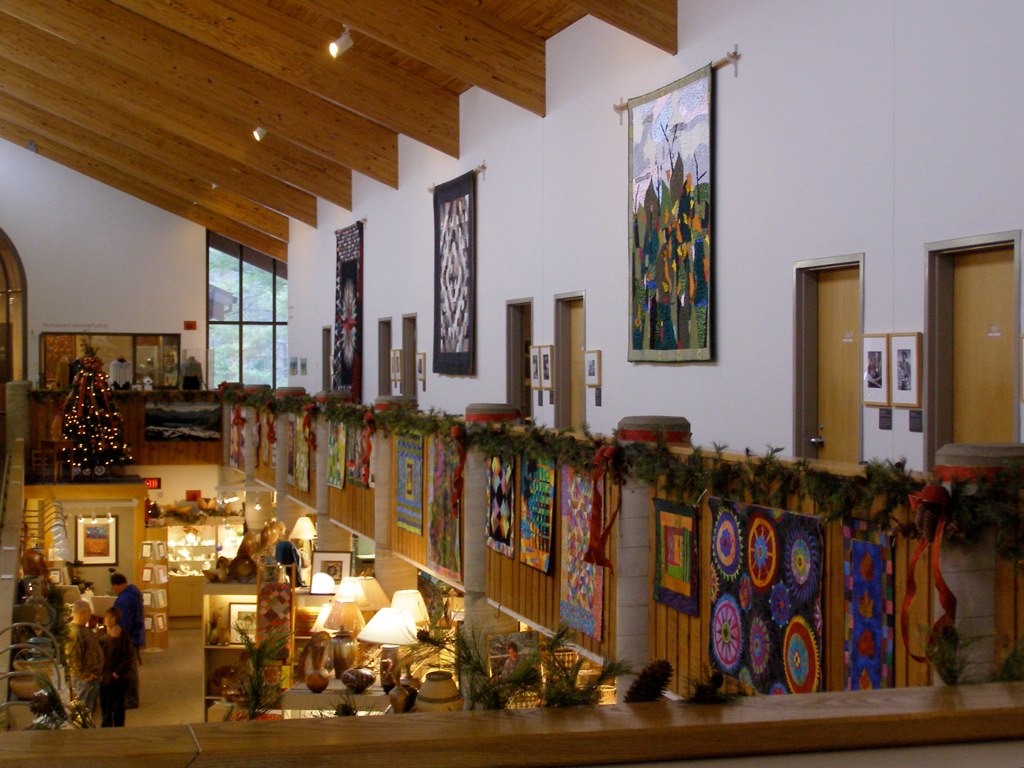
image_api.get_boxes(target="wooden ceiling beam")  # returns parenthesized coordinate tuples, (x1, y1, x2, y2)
(4, 0, 398, 187)
(0, 119, 288, 260)
(0, 90, 289, 243)
(570, 0, 678, 54)
(107, 0, 460, 158)
(0, 56, 318, 226)
(295, 0, 547, 116)
(0, 11, 351, 211)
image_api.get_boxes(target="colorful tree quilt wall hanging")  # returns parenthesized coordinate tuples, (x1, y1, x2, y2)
(559, 465, 603, 640)
(345, 423, 368, 487)
(627, 64, 713, 362)
(333, 222, 363, 400)
(428, 436, 462, 582)
(653, 498, 699, 615)
(520, 455, 555, 573)
(396, 435, 424, 535)
(708, 497, 823, 694)
(432, 171, 475, 375)
(326, 421, 345, 489)
(485, 455, 515, 557)
(843, 518, 894, 690)
(294, 416, 310, 492)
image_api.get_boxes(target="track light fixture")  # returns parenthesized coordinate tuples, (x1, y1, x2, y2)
(329, 27, 353, 58)
(252, 126, 267, 142)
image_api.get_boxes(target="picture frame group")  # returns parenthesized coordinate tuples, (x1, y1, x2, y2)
(530, 345, 554, 390)
(862, 332, 922, 408)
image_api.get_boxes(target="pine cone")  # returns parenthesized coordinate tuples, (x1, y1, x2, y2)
(624, 659, 673, 703)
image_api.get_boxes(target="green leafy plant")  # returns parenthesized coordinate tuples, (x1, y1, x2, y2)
(234, 625, 289, 719)
(541, 626, 631, 708)
(925, 624, 986, 685)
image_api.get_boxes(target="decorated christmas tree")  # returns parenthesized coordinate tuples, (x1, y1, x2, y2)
(61, 347, 133, 479)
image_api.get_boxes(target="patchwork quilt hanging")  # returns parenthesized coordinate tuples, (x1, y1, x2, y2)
(294, 416, 310, 492)
(559, 465, 603, 641)
(843, 518, 895, 690)
(395, 435, 425, 535)
(333, 222, 363, 400)
(653, 498, 699, 615)
(345, 422, 368, 488)
(326, 421, 345, 489)
(432, 171, 475, 375)
(627, 65, 713, 362)
(519, 455, 556, 573)
(708, 497, 823, 694)
(485, 455, 515, 557)
(427, 436, 462, 582)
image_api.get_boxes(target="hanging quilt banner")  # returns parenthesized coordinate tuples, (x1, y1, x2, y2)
(485, 455, 515, 557)
(229, 408, 244, 469)
(262, 411, 275, 468)
(396, 434, 424, 535)
(252, 411, 261, 468)
(285, 414, 295, 485)
(257, 578, 293, 687)
(708, 497, 823, 695)
(427, 435, 462, 582)
(326, 421, 345, 489)
(843, 518, 895, 690)
(653, 498, 699, 615)
(432, 171, 476, 375)
(345, 422, 368, 488)
(333, 222, 363, 400)
(559, 465, 603, 640)
(627, 64, 713, 362)
(520, 455, 556, 573)
(294, 415, 310, 492)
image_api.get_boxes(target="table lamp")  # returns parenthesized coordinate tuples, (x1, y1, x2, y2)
(357, 607, 418, 691)
(390, 589, 430, 626)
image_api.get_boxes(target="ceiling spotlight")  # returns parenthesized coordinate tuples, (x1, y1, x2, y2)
(252, 126, 267, 142)
(329, 28, 353, 58)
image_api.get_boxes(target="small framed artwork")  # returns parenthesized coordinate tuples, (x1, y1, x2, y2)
(76, 516, 118, 566)
(289, 357, 298, 376)
(140, 541, 153, 560)
(487, 630, 541, 677)
(48, 567, 63, 585)
(584, 350, 602, 388)
(390, 349, 403, 382)
(153, 541, 167, 560)
(311, 550, 353, 583)
(155, 613, 167, 632)
(229, 603, 258, 644)
(529, 346, 541, 390)
(142, 590, 153, 607)
(889, 332, 922, 408)
(141, 566, 153, 583)
(539, 346, 554, 390)
(144, 616, 153, 631)
(416, 352, 427, 382)
(862, 334, 889, 406)
(300, 358, 308, 376)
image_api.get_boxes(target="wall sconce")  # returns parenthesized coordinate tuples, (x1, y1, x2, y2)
(252, 126, 267, 142)
(329, 27, 353, 58)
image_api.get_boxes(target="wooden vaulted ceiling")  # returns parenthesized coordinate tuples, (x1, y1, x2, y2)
(0, 1, 677, 261)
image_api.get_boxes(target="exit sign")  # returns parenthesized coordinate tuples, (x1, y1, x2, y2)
(142, 477, 161, 490)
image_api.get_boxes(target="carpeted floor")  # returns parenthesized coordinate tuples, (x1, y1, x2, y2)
(125, 622, 205, 728)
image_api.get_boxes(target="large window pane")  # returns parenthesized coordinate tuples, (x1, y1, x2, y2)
(276, 268, 288, 323)
(208, 247, 240, 322)
(242, 257, 274, 322)
(276, 326, 288, 384)
(242, 325, 273, 385)
(209, 325, 239, 385)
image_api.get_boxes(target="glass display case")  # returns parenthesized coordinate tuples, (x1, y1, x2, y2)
(39, 332, 182, 389)
(167, 519, 244, 577)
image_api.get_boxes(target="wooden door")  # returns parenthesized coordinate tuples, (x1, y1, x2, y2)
(568, 299, 585, 429)
(951, 246, 1015, 442)
(554, 296, 585, 430)
(815, 266, 861, 463)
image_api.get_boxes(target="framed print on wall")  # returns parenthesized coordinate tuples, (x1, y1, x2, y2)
(539, 346, 554, 390)
(76, 516, 118, 565)
(889, 332, 922, 408)
(229, 603, 258, 645)
(529, 346, 541, 390)
(416, 352, 427, 382)
(862, 334, 889, 406)
(584, 350, 601, 388)
(311, 551, 353, 583)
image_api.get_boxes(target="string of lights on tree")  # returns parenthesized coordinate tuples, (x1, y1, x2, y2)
(61, 347, 133, 478)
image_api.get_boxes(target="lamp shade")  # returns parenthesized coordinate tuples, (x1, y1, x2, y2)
(309, 571, 336, 596)
(357, 607, 418, 646)
(323, 601, 365, 634)
(390, 589, 430, 625)
(289, 515, 317, 540)
(336, 576, 390, 611)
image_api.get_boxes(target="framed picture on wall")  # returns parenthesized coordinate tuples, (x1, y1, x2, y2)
(229, 603, 258, 645)
(76, 516, 118, 566)
(889, 332, 921, 408)
(584, 350, 602, 388)
(390, 349, 403, 382)
(416, 352, 427, 382)
(529, 346, 541, 389)
(862, 334, 889, 406)
(539, 346, 554, 390)
(311, 551, 353, 583)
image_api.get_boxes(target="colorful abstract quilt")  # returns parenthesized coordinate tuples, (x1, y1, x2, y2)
(345, 422, 368, 488)
(559, 465, 603, 640)
(520, 456, 555, 573)
(843, 518, 895, 690)
(485, 455, 515, 557)
(333, 222, 363, 400)
(294, 416, 310, 492)
(708, 497, 823, 694)
(326, 421, 345, 489)
(653, 498, 699, 615)
(396, 435, 424, 535)
(427, 436, 462, 581)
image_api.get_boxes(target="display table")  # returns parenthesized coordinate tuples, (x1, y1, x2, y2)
(280, 678, 389, 717)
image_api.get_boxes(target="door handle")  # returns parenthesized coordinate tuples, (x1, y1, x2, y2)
(809, 436, 825, 447)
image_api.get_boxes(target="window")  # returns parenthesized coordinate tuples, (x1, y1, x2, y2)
(207, 232, 288, 387)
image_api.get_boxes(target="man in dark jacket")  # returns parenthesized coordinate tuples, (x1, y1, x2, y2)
(110, 572, 144, 708)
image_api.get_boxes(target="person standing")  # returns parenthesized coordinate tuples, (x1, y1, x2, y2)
(110, 572, 144, 708)
(66, 600, 103, 718)
(98, 607, 134, 727)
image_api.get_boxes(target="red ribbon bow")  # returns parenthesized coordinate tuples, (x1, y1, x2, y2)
(583, 444, 620, 571)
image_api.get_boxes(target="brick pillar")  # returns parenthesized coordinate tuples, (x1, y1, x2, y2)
(5, 380, 30, 458)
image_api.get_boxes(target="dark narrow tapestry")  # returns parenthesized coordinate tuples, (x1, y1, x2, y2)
(653, 498, 699, 615)
(559, 465, 603, 641)
(395, 435, 424, 535)
(285, 414, 295, 485)
(432, 171, 475, 375)
(485, 455, 515, 558)
(345, 422, 368, 488)
(708, 497, 822, 694)
(427, 436, 462, 582)
(294, 415, 310, 492)
(326, 421, 345, 490)
(519, 455, 555, 573)
(262, 411, 274, 468)
(627, 64, 713, 362)
(333, 222, 363, 400)
(843, 518, 895, 690)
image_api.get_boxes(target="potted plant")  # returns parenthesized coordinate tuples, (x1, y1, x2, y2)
(231, 625, 289, 720)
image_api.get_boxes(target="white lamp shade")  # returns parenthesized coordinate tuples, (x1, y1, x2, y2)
(359, 577, 390, 611)
(336, 576, 390, 611)
(309, 571, 336, 595)
(290, 515, 317, 540)
(390, 589, 430, 625)
(357, 607, 418, 646)
(324, 601, 365, 634)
